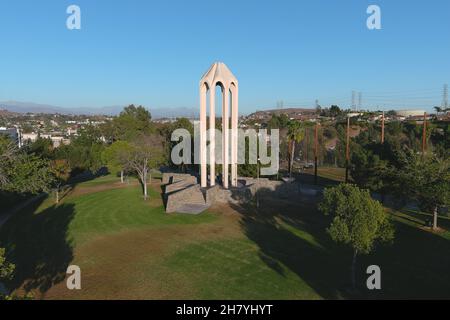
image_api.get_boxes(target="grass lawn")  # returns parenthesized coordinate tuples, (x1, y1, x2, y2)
(0, 176, 449, 299)
(297, 166, 347, 186)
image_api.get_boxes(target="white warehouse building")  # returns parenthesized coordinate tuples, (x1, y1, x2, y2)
(395, 110, 426, 117)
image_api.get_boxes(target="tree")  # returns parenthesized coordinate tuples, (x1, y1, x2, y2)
(0, 248, 30, 300)
(166, 118, 194, 172)
(51, 159, 71, 203)
(434, 106, 442, 116)
(55, 129, 105, 175)
(287, 121, 305, 178)
(267, 114, 290, 130)
(390, 153, 450, 230)
(319, 184, 394, 289)
(102, 141, 133, 183)
(238, 135, 258, 178)
(350, 145, 386, 192)
(27, 137, 53, 159)
(113, 105, 154, 140)
(3, 153, 54, 194)
(0, 136, 17, 187)
(1, 135, 54, 194)
(0, 247, 15, 299)
(127, 134, 165, 200)
(329, 105, 341, 118)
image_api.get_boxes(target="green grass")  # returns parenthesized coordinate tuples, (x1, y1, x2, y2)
(67, 187, 216, 244)
(74, 174, 129, 187)
(163, 239, 321, 299)
(0, 176, 449, 299)
(297, 166, 347, 186)
(3, 185, 216, 246)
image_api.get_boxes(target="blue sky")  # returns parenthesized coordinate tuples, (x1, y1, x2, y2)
(0, 0, 449, 114)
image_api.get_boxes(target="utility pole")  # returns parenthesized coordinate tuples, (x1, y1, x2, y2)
(422, 112, 427, 157)
(381, 111, 385, 144)
(314, 123, 319, 185)
(345, 116, 350, 183)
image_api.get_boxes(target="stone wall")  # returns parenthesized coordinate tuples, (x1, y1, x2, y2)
(162, 173, 198, 185)
(165, 184, 207, 213)
(205, 178, 300, 205)
(164, 176, 197, 194)
(163, 173, 301, 213)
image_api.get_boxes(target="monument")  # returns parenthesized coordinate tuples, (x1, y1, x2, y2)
(199, 62, 238, 189)
(163, 63, 295, 214)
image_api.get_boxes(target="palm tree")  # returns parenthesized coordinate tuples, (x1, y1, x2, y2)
(434, 106, 442, 116)
(287, 121, 305, 178)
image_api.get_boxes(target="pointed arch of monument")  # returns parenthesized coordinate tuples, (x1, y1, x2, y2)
(199, 62, 238, 189)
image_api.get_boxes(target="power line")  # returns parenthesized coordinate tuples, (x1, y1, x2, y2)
(278, 86, 443, 110)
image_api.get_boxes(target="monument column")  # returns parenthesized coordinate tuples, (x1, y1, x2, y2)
(209, 87, 216, 186)
(231, 85, 238, 187)
(199, 62, 238, 189)
(200, 84, 207, 188)
(222, 86, 229, 189)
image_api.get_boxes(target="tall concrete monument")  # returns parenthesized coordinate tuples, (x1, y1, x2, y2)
(199, 62, 238, 189)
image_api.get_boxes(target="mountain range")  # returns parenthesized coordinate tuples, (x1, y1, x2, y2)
(0, 101, 199, 119)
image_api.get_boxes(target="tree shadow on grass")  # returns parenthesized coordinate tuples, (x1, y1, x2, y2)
(0, 195, 75, 295)
(360, 219, 450, 299)
(230, 189, 350, 299)
(294, 171, 343, 187)
(0, 190, 31, 216)
(230, 185, 450, 299)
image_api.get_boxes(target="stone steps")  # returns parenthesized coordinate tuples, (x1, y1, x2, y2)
(165, 179, 196, 194)
(175, 203, 210, 215)
(163, 174, 209, 214)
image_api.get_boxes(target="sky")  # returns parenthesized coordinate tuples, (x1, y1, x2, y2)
(0, 0, 449, 114)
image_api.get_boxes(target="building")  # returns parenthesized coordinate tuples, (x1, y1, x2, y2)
(396, 110, 426, 118)
(22, 132, 39, 143)
(50, 136, 70, 148)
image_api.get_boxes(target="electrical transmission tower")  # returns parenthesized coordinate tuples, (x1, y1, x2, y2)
(443, 84, 448, 109)
(351, 91, 356, 111)
(358, 92, 362, 111)
(277, 100, 284, 110)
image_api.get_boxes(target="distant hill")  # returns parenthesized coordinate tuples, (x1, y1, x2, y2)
(247, 107, 317, 120)
(250, 107, 316, 115)
(0, 101, 199, 119)
(0, 109, 20, 117)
